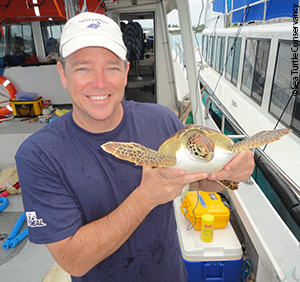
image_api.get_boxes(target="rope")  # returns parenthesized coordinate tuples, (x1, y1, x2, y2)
(52, 0, 66, 19)
(193, 0, 206, 119)
(183, 190, 201, 231)
(281, 266, 300, 282)
(194, 5, 249, 119)
(241, 258, 252, 281)
(210, 5, 250, 101)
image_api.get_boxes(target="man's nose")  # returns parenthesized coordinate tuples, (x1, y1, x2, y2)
(90, 69, 108, 89)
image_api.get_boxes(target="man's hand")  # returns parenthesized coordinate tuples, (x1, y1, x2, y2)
(139, 166, 209, 209)
(208, 149, 254, 182)
(190, 149, 255, 192)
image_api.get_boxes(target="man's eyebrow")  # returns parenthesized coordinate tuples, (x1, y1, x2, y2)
(105, 60, 123, 66)
(72, 60, 122, 67)
(72, 60, 91, 67)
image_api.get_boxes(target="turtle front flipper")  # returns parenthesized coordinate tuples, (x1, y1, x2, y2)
(227, 128, 291, 152)
(217, 180, 239, 190)
(101, 142, 177, 167)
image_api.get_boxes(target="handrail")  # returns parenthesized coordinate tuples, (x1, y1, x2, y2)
(205, 94, 300, 199)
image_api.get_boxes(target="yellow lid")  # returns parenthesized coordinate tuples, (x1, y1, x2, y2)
(181, 191, 229, 217)
(180, 191, 230, 230)
(202, 214, 214, 223)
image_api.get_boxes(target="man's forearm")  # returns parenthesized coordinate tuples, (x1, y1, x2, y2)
(46, 185, 154, 277)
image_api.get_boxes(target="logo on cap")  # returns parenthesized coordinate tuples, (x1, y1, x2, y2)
(78, 17, 108, 30)
(87, 22, 101, 29)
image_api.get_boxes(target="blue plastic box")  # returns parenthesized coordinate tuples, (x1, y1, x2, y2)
(174, 197, 243, 282)
(183, 256, 243, 282)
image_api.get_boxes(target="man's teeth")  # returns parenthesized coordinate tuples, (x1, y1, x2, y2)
(89, 95, 109, 100)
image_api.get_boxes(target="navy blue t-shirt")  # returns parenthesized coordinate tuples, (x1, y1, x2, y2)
(16, 100, 187, 282)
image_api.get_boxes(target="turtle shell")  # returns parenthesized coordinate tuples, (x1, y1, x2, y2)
(158, 125, 234, 156)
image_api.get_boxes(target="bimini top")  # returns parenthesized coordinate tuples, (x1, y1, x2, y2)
(0, 0, 105, 23)
(213, 0, 298, 24)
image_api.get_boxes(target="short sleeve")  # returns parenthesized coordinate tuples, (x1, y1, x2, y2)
(16, 146, 83, 244)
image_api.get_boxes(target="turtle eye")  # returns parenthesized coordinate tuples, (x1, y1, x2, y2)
(187, 141, 205, 158)
(187, 136, 214, 160)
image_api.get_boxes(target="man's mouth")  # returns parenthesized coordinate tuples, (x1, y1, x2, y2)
(88, 95, 110, 101)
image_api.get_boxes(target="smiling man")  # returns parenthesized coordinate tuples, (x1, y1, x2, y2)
(15, 12, 254, 282)
(57, 47, 129, 133)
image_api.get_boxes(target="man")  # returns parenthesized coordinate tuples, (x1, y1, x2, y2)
(15, 12, 254, 282)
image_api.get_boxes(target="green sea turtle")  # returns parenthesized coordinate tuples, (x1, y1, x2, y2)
(101, 125, 291, 190)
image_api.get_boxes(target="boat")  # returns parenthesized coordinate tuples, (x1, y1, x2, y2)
(196, 0, 300, 281)
(0, 0, 299, 281)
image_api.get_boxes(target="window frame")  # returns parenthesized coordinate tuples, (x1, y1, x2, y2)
(215, 36, 225, 74)
(269, 39, 300, 137)
(225, 37, 242, 86)
(40, 20, 65, 57)
(0, 22, 35, 58)
(241, 38, 271, 106)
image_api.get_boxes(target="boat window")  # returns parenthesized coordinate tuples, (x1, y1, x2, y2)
(241, 38, 270, 105)
(202, 35, 208, 61)
(225, 37, 241, 85)
(40, 21, 65, 60)
(207, 36, 215, 67)
(0, 23, 36, 67)
(215, 36, 225, 74)
(269, 41, 300, 136)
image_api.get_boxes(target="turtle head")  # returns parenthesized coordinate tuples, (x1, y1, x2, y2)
(186, 134, 214, 162)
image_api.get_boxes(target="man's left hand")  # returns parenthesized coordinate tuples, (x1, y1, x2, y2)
(209, 149, 255, 183)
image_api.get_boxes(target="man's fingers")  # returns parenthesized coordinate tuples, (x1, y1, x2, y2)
(209, 150, 254, 182)
(148, 167, 208, 185)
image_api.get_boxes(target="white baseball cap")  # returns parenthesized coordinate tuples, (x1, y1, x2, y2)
(59, 12, 127, 60)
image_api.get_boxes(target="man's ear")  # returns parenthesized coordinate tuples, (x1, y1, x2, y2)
(57, 61, 67, 89)
(124, 61, 130, 86)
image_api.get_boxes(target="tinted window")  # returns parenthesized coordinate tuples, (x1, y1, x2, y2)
(0, 23, 36, 66)
(241, 38, 270, 105)
(40, 21, 65, 56)
(215, 36, 225, 74)
(269, 41, 300, 135)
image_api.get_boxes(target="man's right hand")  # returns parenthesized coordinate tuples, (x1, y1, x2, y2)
(138, 166, 209, 209)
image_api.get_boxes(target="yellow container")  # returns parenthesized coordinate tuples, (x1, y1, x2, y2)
(180, 191, 229, 230)
(10, 97, 43, 117)
(201, 214, 214, 243)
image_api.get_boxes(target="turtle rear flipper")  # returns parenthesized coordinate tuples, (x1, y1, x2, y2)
(227, 128, 291, 152)
(101, 142, 177, 167)
(218, 180, 239, 190)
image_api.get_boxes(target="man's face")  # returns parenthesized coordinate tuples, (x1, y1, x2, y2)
(57, 47, 129, 133)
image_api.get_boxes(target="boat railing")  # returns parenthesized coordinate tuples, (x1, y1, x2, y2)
(169, 34, 186, 70)
(205, 94, 300, 199)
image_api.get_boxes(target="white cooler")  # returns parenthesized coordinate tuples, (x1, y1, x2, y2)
(174, 196, 243, 282)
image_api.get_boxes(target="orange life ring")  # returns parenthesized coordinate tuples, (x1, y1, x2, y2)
(0, 76, 17, 116)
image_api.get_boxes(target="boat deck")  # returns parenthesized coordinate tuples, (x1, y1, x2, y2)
(0, 194, 55, 282)
(0, 118, 55, 281)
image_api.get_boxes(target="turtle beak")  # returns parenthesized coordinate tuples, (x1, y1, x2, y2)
(203, 152, 214, 162)
(198, 141, 214, 162)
